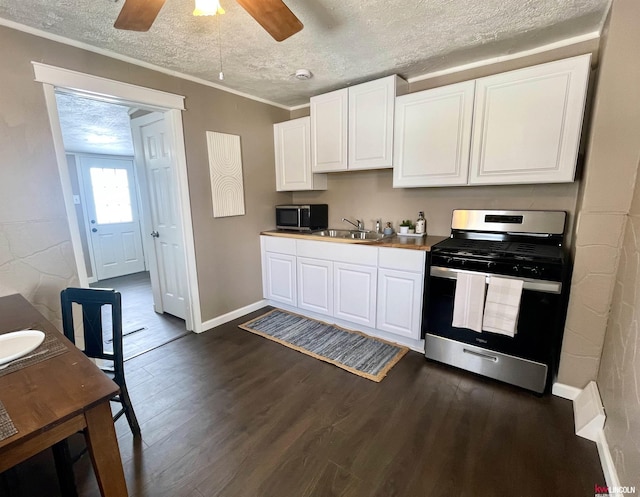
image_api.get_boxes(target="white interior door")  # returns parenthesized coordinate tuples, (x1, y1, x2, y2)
(79, 156, 146, 280)
(132, 113, 187, 320)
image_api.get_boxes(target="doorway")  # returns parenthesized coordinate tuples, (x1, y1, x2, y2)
(35, 61, 201, 331)
(55, 91, 191, 355)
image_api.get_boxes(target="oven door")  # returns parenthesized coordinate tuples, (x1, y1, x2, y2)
(425, 265, 569, 392)
(426, 266, 563, 364)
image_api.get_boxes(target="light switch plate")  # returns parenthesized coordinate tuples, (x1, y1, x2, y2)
(73, 195, 80, 205)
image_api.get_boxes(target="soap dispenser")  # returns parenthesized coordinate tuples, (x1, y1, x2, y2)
(415, 211, 426, 235)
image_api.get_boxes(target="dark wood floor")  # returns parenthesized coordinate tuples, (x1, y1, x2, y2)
(10, 307, 604, 497)
(91, 271, 188, 360)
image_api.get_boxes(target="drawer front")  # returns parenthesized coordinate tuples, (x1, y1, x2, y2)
(262, 235, 297, 255)
(378, 247, 425, 272)
(296, 239, 378, 266)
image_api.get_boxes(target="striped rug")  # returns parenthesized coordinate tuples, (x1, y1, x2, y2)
(239, 309, 408, 382)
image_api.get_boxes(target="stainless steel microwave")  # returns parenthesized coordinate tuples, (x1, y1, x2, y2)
(276, 204, 328, 231)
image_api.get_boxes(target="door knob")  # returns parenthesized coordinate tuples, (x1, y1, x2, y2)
(150, 231, 160, 238)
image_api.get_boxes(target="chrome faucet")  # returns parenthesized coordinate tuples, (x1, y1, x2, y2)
(342, 217, 365, 231)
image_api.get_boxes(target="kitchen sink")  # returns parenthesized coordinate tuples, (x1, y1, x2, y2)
(312, 229, 353, 238)
(311, 229, 389, 242)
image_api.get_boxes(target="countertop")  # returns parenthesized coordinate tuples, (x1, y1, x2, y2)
(261, 230, 448, 251)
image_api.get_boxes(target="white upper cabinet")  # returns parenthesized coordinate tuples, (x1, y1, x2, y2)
(310, 88, 349, 172)
(348, 76, 400, 170)
(273, 117, 327, 191)
(393, 80, 475, 187)
(469, 54, 591, 185)
(311, 75, 407, 173)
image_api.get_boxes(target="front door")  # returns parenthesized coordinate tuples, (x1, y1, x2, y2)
(131, 113, 187, 320)
(79, 156, 146, 280)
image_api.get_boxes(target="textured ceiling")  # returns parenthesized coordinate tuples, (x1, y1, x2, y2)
(56, 92, 135, 156)
(0, 0, 610, 108)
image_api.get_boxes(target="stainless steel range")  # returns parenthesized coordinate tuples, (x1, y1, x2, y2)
(424, 210, 571, 393)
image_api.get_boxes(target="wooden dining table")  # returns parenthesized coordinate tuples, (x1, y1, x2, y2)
(0, 293, 129, 496)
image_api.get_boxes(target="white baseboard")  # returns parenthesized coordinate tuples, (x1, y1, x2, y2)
(568, 382, 624, 497)
(574, 381, 606, 442)
(552, 382, 582, 400)
(87, 276, 97, 284)
(595, 430, 623, 497)
(199, 299, 268, 333)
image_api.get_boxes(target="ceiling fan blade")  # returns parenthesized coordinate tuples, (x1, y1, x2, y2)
(114, 0, 167, 32)
(235, 0, 303, 42)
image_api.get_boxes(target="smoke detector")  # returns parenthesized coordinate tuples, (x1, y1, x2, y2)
(294, 69, 312, 80)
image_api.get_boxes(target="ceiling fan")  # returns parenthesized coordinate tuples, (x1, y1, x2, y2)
(113, 0, 303, 41)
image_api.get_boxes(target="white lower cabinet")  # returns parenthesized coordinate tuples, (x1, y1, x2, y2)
(376, 268, 423, 339)
(260, 236, 426, 348)
(376, 247, 426, 340)
(264, 252, 297, 306)
(334, 262, 377, 327)
(261, 236, 297, 306)
(297, 257, 333, 316)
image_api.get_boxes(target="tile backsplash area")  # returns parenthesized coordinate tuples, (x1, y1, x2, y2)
(292, 168, 580, 242)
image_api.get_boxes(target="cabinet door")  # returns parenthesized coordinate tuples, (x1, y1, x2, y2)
(393, 81, 475, 187)
(310, 88, 348, 172)
(297, 257, 333, 316)
(264, 252, 297, 306)
(469, 54, 590, 185)
(377, 268, 423, 339)
(348, 76, 395, 170)
(334, 262, 377, 327)
(274, 117, 327, 191)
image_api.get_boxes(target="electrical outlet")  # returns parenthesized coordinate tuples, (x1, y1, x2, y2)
(73, 195, 81, 205)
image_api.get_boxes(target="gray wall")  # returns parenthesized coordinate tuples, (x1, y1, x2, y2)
(0, 25, 291, 327)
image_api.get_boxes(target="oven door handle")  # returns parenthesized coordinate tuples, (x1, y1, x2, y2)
(430, 266, 562, 294)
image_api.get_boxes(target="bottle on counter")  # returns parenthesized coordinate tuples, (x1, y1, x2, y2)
(415, 211, 426, 235)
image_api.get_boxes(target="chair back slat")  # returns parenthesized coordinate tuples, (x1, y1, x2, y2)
(60, 288, 124, 383)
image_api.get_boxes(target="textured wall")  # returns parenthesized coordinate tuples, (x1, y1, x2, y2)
(0, 32, 79, 328)
(598, 168, 640, 487)
(557, 0, 640, 388)
(593, 0, 640, 487)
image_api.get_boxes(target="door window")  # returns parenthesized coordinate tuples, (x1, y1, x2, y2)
(89, 167, 134, 224)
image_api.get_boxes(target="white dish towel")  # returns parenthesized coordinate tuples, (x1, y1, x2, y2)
(452, 272, 486, 333)
(482, 276, 524, 337)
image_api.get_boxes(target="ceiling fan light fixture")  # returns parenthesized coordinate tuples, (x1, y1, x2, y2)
(193, 0, 225, 16)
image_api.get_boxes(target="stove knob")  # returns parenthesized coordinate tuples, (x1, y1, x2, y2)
(530, 267, 539, 276)
(512, 265, 520, 273)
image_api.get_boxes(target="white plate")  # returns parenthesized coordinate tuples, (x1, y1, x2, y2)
(0, 330, 46, 366)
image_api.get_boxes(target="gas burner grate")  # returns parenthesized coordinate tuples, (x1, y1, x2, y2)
(433, 238, 564, 262)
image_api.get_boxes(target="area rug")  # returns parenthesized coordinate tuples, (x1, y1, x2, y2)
(239, 309, 408, 382)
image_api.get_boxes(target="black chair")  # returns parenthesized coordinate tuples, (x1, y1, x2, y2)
(60, 287, 140, 436)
